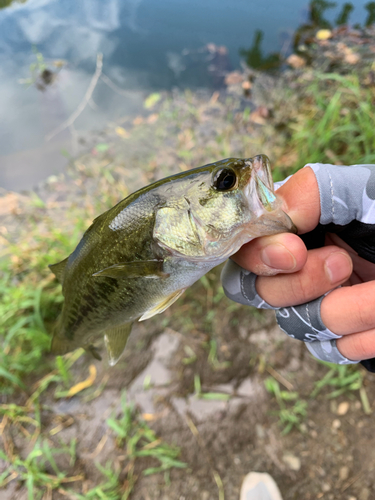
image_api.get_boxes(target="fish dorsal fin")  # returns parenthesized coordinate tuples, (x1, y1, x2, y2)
(92, 260, 168, 279)
(154, 207, 206, 257)
(104, 323, 133, 366)
(139, 289, 186, 321)
(49, 257, 69, 284)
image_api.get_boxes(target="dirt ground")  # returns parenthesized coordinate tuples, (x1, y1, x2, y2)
(2, 27, 375, 499)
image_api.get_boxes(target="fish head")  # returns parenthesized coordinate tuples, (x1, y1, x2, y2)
(155, 155, 296, 261)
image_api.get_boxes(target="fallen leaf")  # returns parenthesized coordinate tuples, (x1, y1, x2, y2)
(345, 52, 360, 64)
(316, 29, 332, 40)
(147, 113, 158, 124)
(133, 116, 144, 126)
(67, 365, 97, 397)
(115, 126, 129, 139)
(209, 91, 220, 104)
(94, 143, 109, 153)
(144, 92, 161, 109)
(224, 71, 244, 86)
(0, 193, 20, 216)
(286, 54, 306, 69)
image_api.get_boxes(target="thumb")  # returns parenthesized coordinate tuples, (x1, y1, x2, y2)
(276, 166, 320, 235)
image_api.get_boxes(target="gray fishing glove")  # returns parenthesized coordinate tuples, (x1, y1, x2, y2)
(222, 163, 375, 372)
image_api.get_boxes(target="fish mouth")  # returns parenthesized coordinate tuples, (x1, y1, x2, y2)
(244, 154, 297, 235)
(258, 210, 297, 234)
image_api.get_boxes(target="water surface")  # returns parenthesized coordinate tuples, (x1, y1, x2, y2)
(0, 0, 371, 190)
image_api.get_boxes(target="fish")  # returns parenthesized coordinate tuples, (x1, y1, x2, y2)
(49, 154, 296, 365)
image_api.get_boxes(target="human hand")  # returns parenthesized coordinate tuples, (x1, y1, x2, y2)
(222, 165, 375, 367)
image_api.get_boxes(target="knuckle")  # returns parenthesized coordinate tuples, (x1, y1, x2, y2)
(350, 334, 369, 360)
(288, 271, 318, 305)
(352, 297, 375, 331)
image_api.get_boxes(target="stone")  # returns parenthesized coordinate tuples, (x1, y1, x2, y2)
(359, 488, 370, 500)
(337, 401, 350, 416)
(282, 453, 301, 471)
(339, 465, 349, 481)
(322, 483, 331, 492)
(332, 419, 341, 430)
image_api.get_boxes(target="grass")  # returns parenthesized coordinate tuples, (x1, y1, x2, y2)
(275, 72, 375, 179)
(264, 376, 308, 435)
(310, 362, 372, 414)
(107, 392, 187, 498)
(0, 437, 82, 499)
(0, 219, 87, 394)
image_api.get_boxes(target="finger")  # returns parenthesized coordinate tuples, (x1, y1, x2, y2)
(321, 281, 375, 335)
(337, 330, 375, 361)
(256, 246, 353, 307)
(232, 233, 307, 276)
(276, 166, 321, 234)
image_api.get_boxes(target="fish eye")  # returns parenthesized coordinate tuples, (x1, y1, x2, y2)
(213, 169, 237, 191)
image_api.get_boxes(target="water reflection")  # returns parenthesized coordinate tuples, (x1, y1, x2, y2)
(0, 0, 372, 190)
(240, 31, 281, 71)
(293, 0, 375, 51)
(0, 0, 27, 9)
(240, 0, 375, 71)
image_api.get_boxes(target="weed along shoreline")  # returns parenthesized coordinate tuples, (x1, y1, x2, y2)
(1, 26, 375, 499)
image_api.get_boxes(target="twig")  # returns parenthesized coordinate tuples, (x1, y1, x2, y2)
(100, 73, 133, 97)
(266, 365, 294, 391)
(87, 433, 108, 459)
(45, 53, 103, 142)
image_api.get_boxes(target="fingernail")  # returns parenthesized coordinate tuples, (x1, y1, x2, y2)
(260, 243, 297, 271)
(325, 252, 352, 285)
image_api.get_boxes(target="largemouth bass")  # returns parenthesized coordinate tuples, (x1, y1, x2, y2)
(50, 155, 295, 365)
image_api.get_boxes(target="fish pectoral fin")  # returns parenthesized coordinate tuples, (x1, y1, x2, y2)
(92, 260, 168, 279)
(154, 207, 205, 257)
(86, 345, 102, 361)
(139, 289, 186, 321)
(49, 257, 69, 285)
(104, 323, 133, 366)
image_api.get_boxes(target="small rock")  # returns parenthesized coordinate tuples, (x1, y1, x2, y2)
(201, 492, 210, 500)
(359, 488, 370, 500)
(282, 453, 301, 471)
(255, 424, 265, 440)
(332, 419, 341, 430)
(322, 482, 331, 492)
(337, 401, 350, 416)
(299, 423, 307, 433)
(339, 465, 349, 481)
(348, 496, 357, 500)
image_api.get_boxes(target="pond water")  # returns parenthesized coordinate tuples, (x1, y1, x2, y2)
(0, 0, 371, 190)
